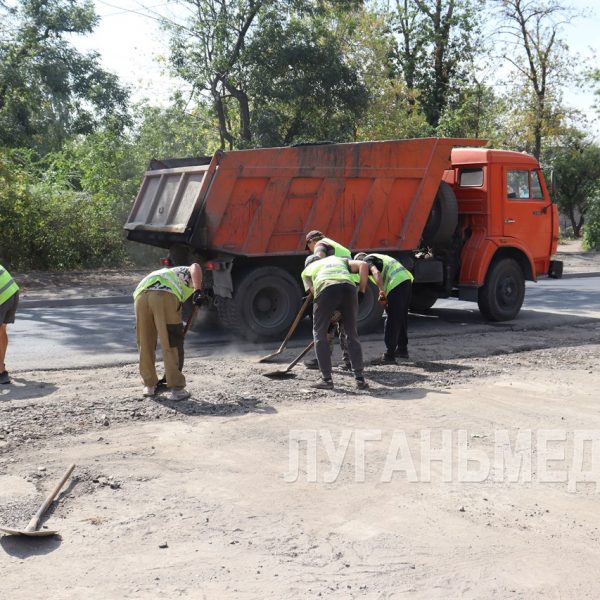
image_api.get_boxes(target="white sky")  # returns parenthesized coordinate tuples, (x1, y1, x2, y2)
(74, 0, 599, 123)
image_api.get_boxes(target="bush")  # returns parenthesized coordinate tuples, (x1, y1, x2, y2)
(583, 197, 600, 251)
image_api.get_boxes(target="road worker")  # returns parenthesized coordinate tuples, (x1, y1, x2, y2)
(301, 254, 369, 390)
(304, 230, 355, 370)
(0, 263, 19, 385)
(133, 263, 204, 400)
(354, 252, 414, 364)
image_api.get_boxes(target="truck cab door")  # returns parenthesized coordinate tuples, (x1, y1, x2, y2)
(503, 167, 553, 274)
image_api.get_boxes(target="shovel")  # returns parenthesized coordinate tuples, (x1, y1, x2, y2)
(263, 340, 315, 379)
(0, 464, 76, 537)
(258, 293, 313, 363)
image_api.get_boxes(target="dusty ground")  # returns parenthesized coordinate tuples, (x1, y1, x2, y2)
(1, 243, 600, 599)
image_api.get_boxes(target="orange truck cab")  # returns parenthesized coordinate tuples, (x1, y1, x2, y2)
(124, 138, 562, 341)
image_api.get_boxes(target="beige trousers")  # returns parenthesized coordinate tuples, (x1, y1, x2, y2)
(135, 291, 186, 389)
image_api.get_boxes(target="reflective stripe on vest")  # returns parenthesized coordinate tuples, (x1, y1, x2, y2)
(318, 238, 359, 284)
(301, 256, 354, 298)
(366, 253, 413, 295)
(133, 268, 193, 302)
(0, 266, 19, 305)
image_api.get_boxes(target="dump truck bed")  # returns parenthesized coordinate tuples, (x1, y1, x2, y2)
(124, 138, 486, 256)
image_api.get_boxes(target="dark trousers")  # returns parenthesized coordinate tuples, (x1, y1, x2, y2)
(384, 281, 412, 356)
(313, 283, 363, 379)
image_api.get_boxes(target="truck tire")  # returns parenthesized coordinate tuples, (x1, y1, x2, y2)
(477, 258, 525, 321)
(422, 182, 458, 247)
(357, 281, 384, 334)
(216, 266, 302, 342)
(409, 285, 438, 312)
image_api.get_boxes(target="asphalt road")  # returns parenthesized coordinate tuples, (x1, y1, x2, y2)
(7, 276, 600, 372)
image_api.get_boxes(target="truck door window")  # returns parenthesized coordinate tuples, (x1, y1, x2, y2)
(531, 170, 543, 199)
(507, 170, 530, 200)
(459, 168, 483, 187)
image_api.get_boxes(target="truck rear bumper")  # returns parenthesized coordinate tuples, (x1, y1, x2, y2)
(548, 260, 563, 279)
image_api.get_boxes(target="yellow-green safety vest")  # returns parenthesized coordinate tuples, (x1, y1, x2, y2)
(365, 253, 413, 295)
(0, 265, 19, 305)
(133, 268, 194, 303)
(301, 256, 355, 298)
(317, 237, 359, 284)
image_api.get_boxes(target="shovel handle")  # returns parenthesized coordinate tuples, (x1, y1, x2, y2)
(183, 305, 198, 337)
(285, 340, 315, 372)
(25, 464, 76, 533)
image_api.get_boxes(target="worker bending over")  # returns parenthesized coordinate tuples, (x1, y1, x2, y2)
(304, 230, 355, 370)
(133, 263, 204, 400)
(301, 254, 369, 390)
(354, 253, 414, 364)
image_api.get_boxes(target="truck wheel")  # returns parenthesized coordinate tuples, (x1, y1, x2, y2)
(422, 182, 458, 247)
(357, 281, 384, 334)
(217, 267, 302, 342)
(477, 258, 525, 321)
(409, 285, 438, 312)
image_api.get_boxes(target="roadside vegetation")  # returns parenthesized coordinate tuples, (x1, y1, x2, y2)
(1, 0, 600, 270)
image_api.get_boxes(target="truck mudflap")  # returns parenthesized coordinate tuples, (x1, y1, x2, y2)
(548, 260, 564, 279)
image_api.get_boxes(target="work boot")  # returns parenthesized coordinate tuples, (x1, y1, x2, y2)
(371, 353, 397, 366)
(166, 388, 191, 401)
(395, 348, 410, 361)
(142, 385, 156, 397)
(304, 358, 320, 370)
(355, 377, 369, 390)
(0, 371, 11, 384)
(311, 378, 334, 390)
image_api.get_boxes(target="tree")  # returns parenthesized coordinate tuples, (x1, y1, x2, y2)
(546, 130, 600, 238)
(490, 0, 575, 160)
(391, 0, 483, 129)
(246, 14, 369, 146)
(165, 0, 267, 149)
(0, 0, 129, 152)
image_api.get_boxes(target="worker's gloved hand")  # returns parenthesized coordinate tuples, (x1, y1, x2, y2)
(357, 290, 365, 302)
(378, 291, 387, 305)
(192, 289, 208, 307)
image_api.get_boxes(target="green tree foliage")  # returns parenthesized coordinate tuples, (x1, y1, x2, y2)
(164, 0, 370, 148)
(0, 146, 126, 270)
(490, 0, 575, 159)
(391, 0, 484, 130)
(247, 14, 369, 146)
(583, 197, 600, 250)
(545, 130, 600, 238)
(0, 0, 129, 153)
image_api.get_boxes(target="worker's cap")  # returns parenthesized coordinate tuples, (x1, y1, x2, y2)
(305, 230, 324, 248)
(354, 252, 368, 261)
(304, 254, 322, 268)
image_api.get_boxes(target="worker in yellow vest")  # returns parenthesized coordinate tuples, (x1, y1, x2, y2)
(133, 263, 204, 400)
(301, 254, 369, 390)
(354, 252, 414, 364)
(0, 264, 19, 385)
(304, 230, 355, 370)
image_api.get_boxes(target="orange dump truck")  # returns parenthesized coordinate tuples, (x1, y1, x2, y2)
(124, 137, 563, 340)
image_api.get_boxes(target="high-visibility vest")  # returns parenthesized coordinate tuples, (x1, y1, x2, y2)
(301, 256, 355, 298)
(133, 268, 194, 303)
(0, 265, 19, 305)
(318, 237, 351, 258)
(317, 237, 359, 284)
(365, 253, 413, 295)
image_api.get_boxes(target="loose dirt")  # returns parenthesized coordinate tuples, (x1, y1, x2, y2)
(1, 244, 600, 599)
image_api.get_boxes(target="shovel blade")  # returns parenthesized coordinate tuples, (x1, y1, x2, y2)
(0, 525, 58, 537)
(262, 370, 296, 379)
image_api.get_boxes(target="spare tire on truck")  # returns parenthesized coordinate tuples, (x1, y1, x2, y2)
(421, 182, 458, 247)
(216, 266, 303, 342)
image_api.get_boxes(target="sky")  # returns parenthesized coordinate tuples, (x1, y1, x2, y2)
(75, 0, 599, 125)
